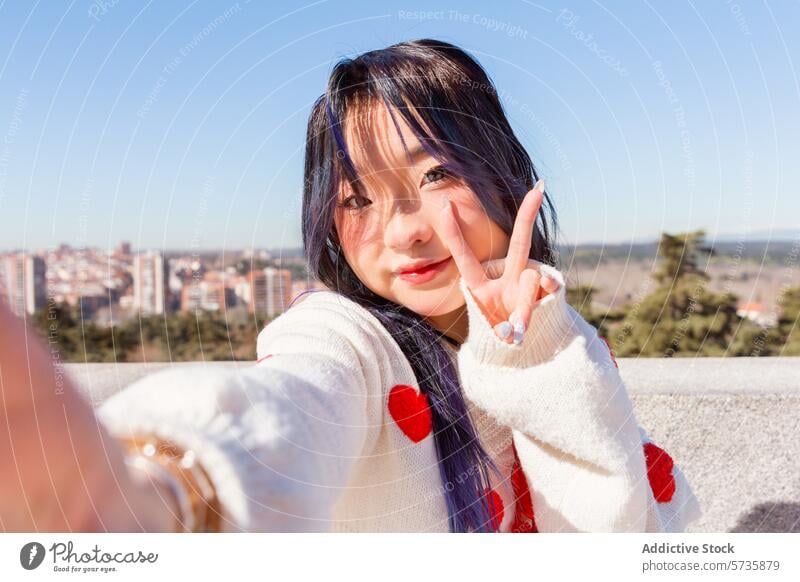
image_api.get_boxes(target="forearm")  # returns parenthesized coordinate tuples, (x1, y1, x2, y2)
(0, 302, 172, 532)
(456, 260, 663, 531)
(512, 428, 648, 532)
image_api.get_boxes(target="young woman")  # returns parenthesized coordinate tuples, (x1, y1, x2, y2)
(0, 39, 701, 533)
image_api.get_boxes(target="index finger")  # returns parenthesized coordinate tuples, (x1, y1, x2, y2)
(505, 179, 545, 283)
(439, 196, 487, 288)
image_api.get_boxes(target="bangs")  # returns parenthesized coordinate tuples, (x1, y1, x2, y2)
(325, 91, 459, 203)
(322, 41, 529, 208)
(303, 38, 554, 269)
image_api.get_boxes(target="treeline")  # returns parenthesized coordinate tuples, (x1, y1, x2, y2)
(566, 231, 800, 357)
(32, 305, 266, 363)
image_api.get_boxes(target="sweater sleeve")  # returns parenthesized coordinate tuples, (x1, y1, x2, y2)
(456, 258, 702, 532)
(96, 291, 385, 532)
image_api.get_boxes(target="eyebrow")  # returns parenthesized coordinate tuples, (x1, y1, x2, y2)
(405, 144, 431, 164)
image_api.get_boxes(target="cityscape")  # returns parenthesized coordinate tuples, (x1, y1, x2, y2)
(0, 243, 326, 325)
(2, 235, 798, 362)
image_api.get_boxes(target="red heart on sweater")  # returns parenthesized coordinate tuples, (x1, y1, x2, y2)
(510, 444, 539, 533)
(387, 384, 432, 443)
(485, 488, 505, 531)
(511, 460, 534, 520)
(643, 442, 676, 503)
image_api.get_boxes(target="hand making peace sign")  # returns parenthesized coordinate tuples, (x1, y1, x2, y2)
(440, 179, 561, 345)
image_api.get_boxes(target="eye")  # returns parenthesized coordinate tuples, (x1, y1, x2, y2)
(420, 165, 453, 187)
(338, 194, 372, 212)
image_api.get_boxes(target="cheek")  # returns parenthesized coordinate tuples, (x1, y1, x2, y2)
(335, 213, 378, 254)
(335, 214, 385, 277)
(451, 201, 509, 257)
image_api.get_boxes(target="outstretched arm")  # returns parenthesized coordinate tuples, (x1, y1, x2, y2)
(97, 291, 385, 532)
(1, 290, 384, 532)
(0, 300, 173, 532)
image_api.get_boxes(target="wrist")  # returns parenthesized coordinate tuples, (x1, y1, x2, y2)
(459, 260, 577, 367)
(123, 456, 187, 532)
(118, 434, 223, 532)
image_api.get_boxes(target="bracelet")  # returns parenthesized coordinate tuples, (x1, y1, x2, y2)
(119, 434, 223, 532)
(124, 453, 192, 532)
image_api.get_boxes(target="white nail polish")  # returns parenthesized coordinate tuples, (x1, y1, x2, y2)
(534, 178, 545, 193)
(511, 318, 526, 345)
(441, 196, 450, 210)
(495, 321, 512, 339)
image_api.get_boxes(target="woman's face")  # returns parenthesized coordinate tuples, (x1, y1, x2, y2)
(332, 102, 510, 338)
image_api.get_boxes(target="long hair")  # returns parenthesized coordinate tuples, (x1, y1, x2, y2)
(300, 38, 559, 532)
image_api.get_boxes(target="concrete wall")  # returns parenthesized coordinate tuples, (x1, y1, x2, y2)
(67, 357, 800, 533)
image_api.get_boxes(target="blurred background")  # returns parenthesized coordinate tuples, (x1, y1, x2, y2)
(0, 0, 798, 361)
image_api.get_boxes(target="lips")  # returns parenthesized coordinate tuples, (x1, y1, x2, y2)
(396, 257, 450, 275)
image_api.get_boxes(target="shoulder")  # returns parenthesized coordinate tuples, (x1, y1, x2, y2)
(256, 289, 403, 363)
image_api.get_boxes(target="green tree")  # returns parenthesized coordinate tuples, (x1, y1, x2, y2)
(31, 304, 266, 363)
(233, 257, 271, 275)
(610, 230, 742, 357)
(566, 283, 609, 335)
(31, 302, 81, 361)
(651, 230, 712, 286)
(775, 287, 800, 355)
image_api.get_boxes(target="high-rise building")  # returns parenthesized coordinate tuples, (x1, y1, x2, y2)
(132, 250, 169, 315)
(0, 253, 47, 316)
(247, 270, 266, 315)
(264, 267, 292, 317)
(180, 272, 233, 312)
(229, 274, 251, 307)
(248, 267, 292, 317)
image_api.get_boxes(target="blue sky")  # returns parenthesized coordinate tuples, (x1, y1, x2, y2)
(0, 0, 797, 252)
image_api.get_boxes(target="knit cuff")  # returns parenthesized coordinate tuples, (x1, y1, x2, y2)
(458, 258, 577, 368)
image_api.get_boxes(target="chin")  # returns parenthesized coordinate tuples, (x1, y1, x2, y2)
(407, 297, 464, 318)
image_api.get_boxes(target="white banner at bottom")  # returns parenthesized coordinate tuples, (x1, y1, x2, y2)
(1, 533, 797, 581)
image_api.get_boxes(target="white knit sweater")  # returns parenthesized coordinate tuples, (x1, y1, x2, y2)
(97, 258, 702, 533)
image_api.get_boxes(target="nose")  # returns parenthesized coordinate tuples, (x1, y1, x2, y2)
(383, 196, 436, 251)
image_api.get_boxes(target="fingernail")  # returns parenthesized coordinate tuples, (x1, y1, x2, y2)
(441, 196, 450, 210)
(495, 321, 512, 339)
(511, 317, 526, 345)
(534, 178, 545, 193)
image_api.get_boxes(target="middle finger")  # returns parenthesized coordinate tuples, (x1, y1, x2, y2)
(505, 179, 545, 283)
